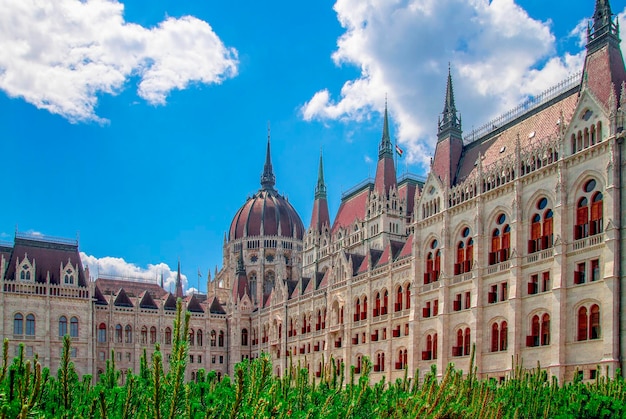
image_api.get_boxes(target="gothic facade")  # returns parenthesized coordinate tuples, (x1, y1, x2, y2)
(1, 0, 625, 383)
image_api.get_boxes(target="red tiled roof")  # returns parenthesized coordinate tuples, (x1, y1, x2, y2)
(357, 252, 369, 274)
(397, 180, 418, 217)
(397, 234, 413, 259)
(5, 237, 87, 286)
(317, 270, 330, 289)
(331, 187, 369, 234)
(309, 197, 331, 232)
(95, 277, 167, 299)
(374, 156, 397, 196)
(584, 43, 626, 108)
(456, 91, 578, 183)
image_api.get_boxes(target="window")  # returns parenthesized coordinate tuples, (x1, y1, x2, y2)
(141, 326, 148, 344)
(527, 314, 550, 347)
(64, 269, 74, 284)
(354, 298, 361, 321)
(242, 328, 248, 346)
(529, 199, 553, 253)
(189, 329, 195, 346)
(395, 349, 408, 370)
(19, 264, 31, 281)
(575, 179, 603, 239)
(196, 329, 202, 346)
(453, 294, 462, 312)
(98, 323, 107, 343)
(423, 333, 438, 360)
(491, 321, 508, 352)
(361, 297, 367, 320)
(453, 328, 470, 356)
(219, 330, 224, 347)
(405, 284, 411, 309)
(578, 304, 601, 341)
(490, 214, 511, 265)
(25, 314, 35, 336)
(395, 287, 403, 312)
(59, 316, 68, 337)
(69, 317, 78, 338)
(454, 228, 473, 275)
(375, 352, 385, 372)
(374, 292, 381, 317)
(115, 324, 123, 343)
(150, 326, 157, 344)
(14, 313, 23, 335)
(210, 330, 216, 347)
(165, 327, 172, 345)
(424, 240, 441, 284)
(125, 325, 132, 343)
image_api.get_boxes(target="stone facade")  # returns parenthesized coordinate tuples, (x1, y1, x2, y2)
(0, 0, 625, 384)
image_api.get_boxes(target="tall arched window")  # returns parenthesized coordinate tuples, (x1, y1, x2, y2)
(578, 304, 601, 341)
(13, 313, 23, 335)
(405, 284, 411, 309)
(125, 325, 132, 343)
(395, 286, 404, 312)
(490, 214, 510, 264)
(463, 328, 471, 356)
(529, 198, 553, 253)
(196, 329, 202, 346)
(541, 314, 550, 345)
(25, 314, 35, 336)
(242, 328, 248, 346)
(189, 329, 195, 346)
(98, 323, 107, 343)
(59, 316, 68, 337)
(218, 330, 225, 347)
(210, 330, 216, 347)
(455, 227, 473, 274)
(424, 240, 440, 284)
(150, 326, 157, 344)
(376, 352, 385, 372)
(382, 290, 389, 315)
(165, 327, 172, 345)
(249, 272, 257, 304)
(141, 326, 148, 344)
(423, 333, 437, 360)
(70, 317, 78, 338)
(354, 298, 361, 321)
(575, 179, 603, 240)
(374, 292, 381, 317)
(491, 323, 500, 352)
(115, 324, 123, 343)
(500, 321, 508, 351)
(361, 297, 367, 320)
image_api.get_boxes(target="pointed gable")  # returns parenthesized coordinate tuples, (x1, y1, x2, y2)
(303, 275, 316, 294)
(113, 288, 133, 307)
(186, 294, 204, 313)
(163, 293, 177, 311)
(397, 234, 413, 260)
(93, 285, 108, 305)
(317, 269, 331, 289)
(208, 296, 226, 314)
(139, 290, 158, 309)
(376, 244, 391, 267)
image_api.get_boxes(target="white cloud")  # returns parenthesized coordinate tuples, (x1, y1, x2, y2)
(80, 252, 188, 293)
(0, 0, 238, 122)
(301, 0, 610, 167)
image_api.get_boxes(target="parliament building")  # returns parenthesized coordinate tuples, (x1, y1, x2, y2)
(1, 0, 625, 383)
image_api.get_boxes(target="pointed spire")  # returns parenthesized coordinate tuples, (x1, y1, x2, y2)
(378, 97, 393, 158)
(438, 64, 462, 142)
(236, 246, 246, 275)
(175, 260, 183, 298)
(160, 272, 164, 289)
(260, 123, 276, 190)
(587, 0, 619, 51)
(314, 150, 327, 200)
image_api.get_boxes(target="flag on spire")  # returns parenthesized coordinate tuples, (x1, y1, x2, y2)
(395, 144, 404, 157)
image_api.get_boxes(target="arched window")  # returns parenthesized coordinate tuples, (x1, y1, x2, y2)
(500, 321, 508, 351)
(396, 286, 403, 312)
(529, 198, 553, 253)
(210, 330, 216, 347)
(490, 214, 511, 265)
(249, 272, 257, 304)
(454, 329, 463, 357)
(354, 298, 361, 321)
(376, 352, 385, 372)
(455, 228, 473, 274)
(189, 329, 195, 346)
(59, 316, 68, 337)
(165, 327, 172, 345)
(575, 179, 603, 240)
(405, 284, 411, 309)
(242, 328, 248, 346)
(374, 292, 381, 317)
(125, 325, 132, 343)
(463, 328, 471, 356)
(25, 314, 35, 336)
(382, 290, 389, 315)
(98, 323, 107, 343)
(423, 333, 437, 360)
(491, 323, 499, 352)
(578, 304, 601, 341)
(115, 324, 123, 343)
(362, 297, 368, 320)
(541, 314, 550, 345)
(396, 349, 408, 369)
(13, 313, 23, 335)
(197, 329, 203, 346)
(424, 240, 440, 284)
(70, 317, 79, 338)
(150, 326, 157, 344)
(141, 326, 148, 344)
(218, 330, 225, 347)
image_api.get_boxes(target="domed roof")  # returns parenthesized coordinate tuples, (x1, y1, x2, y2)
(229, 137, 304, 241)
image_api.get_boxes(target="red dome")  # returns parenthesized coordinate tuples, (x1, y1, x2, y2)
(229, 189, 304, 241)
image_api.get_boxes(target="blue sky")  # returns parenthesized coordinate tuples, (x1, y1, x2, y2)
(1, 0, 623, 293)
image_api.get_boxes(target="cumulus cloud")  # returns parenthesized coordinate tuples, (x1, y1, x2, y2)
(80, 252, 189, 293)
(301, 0, 608, 167)
(0, 0, 238, 122)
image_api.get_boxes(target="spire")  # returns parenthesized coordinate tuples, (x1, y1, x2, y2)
(175, 260, 183, 298)
(378, 99, 393, 158)
(260, 124, 276, 190)
(587, 0, 619, 51)
(309, 150, 331, 232)
(314, 150, 327, 200)
(236, 247, 246, 275)
(438, 64, 462, 142)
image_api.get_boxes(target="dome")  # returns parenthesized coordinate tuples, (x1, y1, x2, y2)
(229, 188, 304, 241)
(228, 135, 304, 241)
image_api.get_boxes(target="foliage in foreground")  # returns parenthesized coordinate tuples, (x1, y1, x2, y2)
(0, 302, 625, 418)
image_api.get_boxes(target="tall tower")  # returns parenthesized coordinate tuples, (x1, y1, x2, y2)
(175, 260, 183, 298)
(309, 151, 331, 233)
(432, 66, 463, 186)
(373, 102, 397, 197)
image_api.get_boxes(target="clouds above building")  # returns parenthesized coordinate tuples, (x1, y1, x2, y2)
(301, 0, 626, 167)
(0, 0, 238, 123)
